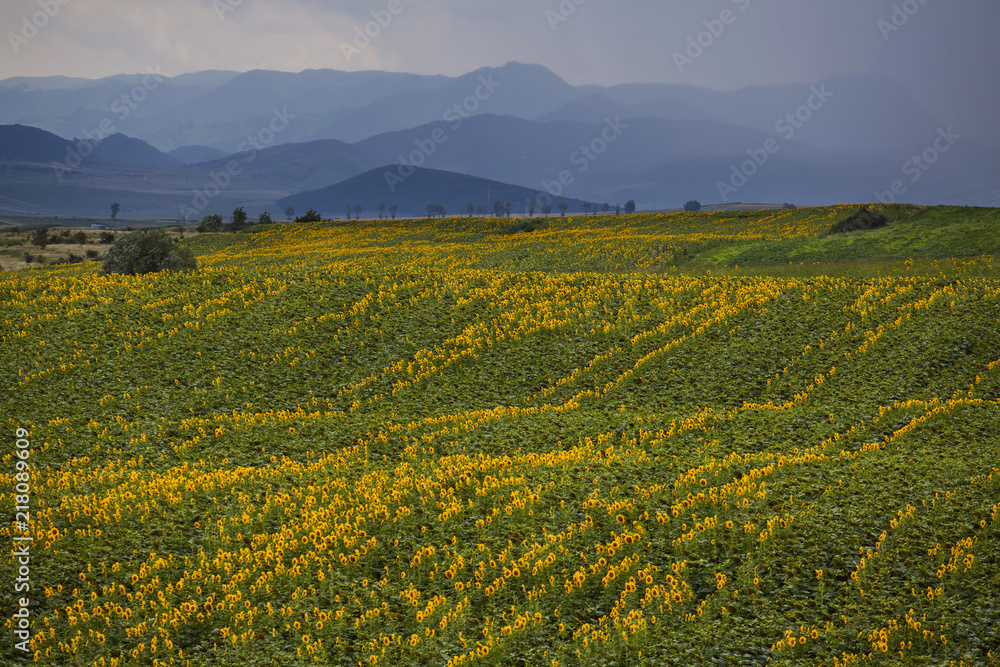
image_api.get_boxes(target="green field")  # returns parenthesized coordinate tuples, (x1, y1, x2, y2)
(2, 205, 999, 666)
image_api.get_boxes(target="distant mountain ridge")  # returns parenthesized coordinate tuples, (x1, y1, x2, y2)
(1, 63, 999, 217)
(0, 62, 947, 156)
(277, 166, 589, 218)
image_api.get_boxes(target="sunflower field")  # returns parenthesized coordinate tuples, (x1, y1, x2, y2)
(2, 206, 999, 666)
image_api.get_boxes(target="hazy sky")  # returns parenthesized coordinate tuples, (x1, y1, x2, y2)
(3, 0, 999, 147)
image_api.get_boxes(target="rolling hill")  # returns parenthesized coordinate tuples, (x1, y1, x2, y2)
(276, 166, 589, 217)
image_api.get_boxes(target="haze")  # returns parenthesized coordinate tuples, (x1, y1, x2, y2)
(3, 0, 998, 148)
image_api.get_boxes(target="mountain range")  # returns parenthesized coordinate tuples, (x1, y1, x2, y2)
(1, 62, 998, 219)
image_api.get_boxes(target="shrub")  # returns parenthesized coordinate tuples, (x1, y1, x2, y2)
(684, 200, 702, 212)
(86, 249, 99, 259)
(99, 230, 197, 276)
(830, 206, 888, 234)
(226, 207, 248, 232)
(295, 208, 322, 223)
(198, 214, 223, 233)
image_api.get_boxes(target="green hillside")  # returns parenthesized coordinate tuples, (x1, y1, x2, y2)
(2, 205, 998, 666)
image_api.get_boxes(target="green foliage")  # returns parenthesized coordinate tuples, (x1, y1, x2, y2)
(30, 228, 48, 248)
(684, 200, 702, 212)
(296, 207, 322, 222)
(5, 206, 1000, 667)
(199, 213, 223, 232)
(227, 206, 248, 232)
(98, 229, 198, 276)
(829, 204, 888, 234)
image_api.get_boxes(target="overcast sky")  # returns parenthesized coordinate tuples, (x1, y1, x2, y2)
(4, 0, 999, 147)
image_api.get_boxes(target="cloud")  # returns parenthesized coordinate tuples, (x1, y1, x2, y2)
(2, 0, 998, 148)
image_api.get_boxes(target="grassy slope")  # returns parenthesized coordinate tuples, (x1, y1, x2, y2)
(693, 206, 1000, 267)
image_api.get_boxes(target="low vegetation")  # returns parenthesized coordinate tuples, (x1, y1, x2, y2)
(2, 204, 998, 666)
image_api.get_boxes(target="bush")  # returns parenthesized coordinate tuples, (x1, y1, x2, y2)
(226, 207, 248, 232)
(99, 230, 197, 276)
(86, 249, 99, 259)
(99, 232, 115, 244)
(198, 214, 223, 233)
(684, 200, 702, 212)
(295, 208, 322, 223)
(829, 206, 888, 234)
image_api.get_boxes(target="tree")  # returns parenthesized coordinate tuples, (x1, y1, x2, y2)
(527, 200, 536, 218)
(72, 231, 88, 246)
(583, 202, 592, 215)
(378, 203, 386, 220)
(615, 203, 621, 215)
(436, 204, 447, 218)
(284, 206, 295, 221)
(427, 204, 436, 218)
(346, 204, 353, 220)
(99, 229, 197, 276)
(624, 200, 636, 215)
(296, 208, 322, 222)
(198, 214, 223, 232)
(684, 200, 702, 212)
(99, 231, 115, 244)
(493, 200, 505, 218)
(601, 203, 610, 213)
(389, 204, 398, 220)
(30, 229, 48, 249)
(258, 211, 273, 225)
(227, 206, 248, 232)
(505, 202, 512, 218)
(467, 204, 475, 218)
(558, 201, 568, 216)
(354, 204, 362, 219)
(541, 202, 552, 217)
(110, 202, 120, 220)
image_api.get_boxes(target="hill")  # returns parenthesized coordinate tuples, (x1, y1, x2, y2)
(3, 206, 998, 667)
(167, 145, 229, 164)
(276, 166, 590, 217)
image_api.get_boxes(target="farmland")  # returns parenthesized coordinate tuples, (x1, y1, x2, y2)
(2, 205, 1000, 666)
